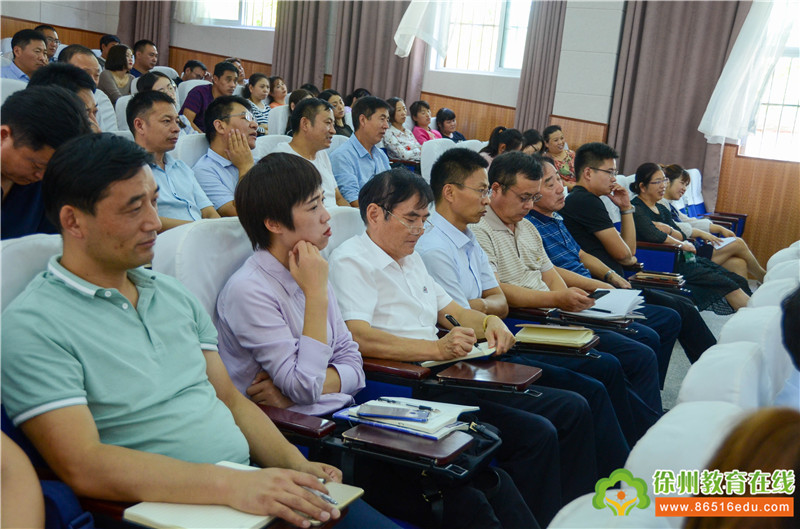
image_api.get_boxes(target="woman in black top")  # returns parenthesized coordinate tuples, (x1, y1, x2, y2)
(319, 89, 352, 137)
(630, 163, 750, 314)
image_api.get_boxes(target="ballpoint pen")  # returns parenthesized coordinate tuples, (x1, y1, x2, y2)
(445, 314, 461, 327)
(376, 397, 440, 413)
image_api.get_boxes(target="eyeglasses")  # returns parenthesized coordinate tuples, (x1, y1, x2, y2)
(648, 178, 668, 186)
(453, 183, 492, 199)
(45, 37, 60, 45)
(222, 110, 255, 123)
(383, 208, 433, 235)
(591, 167, 619, 177)
(506, 187, 542, 205)
(156, 82, 177, 93)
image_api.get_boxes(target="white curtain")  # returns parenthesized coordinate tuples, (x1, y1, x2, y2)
(393, 0, 451, 58)
(698, 0, 798, 144)
(173, 0, 213, 25)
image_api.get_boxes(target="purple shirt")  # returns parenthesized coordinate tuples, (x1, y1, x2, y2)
(216, 250, 365, 416)
(179, 84, 214, 132)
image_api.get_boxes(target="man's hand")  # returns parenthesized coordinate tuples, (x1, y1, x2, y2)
(224, 467, 341, 527)
(607, 272, 632, 289)
(556, 287, 595, 312)
(483, 316, 515, 355)
(435, 327, 476, 360)
(226, 130, 254, 173)
(607, 183, 632, 209)
(246, 371, 295, 408)
(288, 241, 328, 298)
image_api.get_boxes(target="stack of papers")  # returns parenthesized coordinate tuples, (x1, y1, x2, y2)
(123, 461, 364, 529)
(333, 398, 479, 440)
(420, 342, 495, 368)
(515, 324, 595, 347)
(562, 289, 645, 320)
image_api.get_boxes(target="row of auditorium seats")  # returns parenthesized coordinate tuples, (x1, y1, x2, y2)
(548, 240, 799, 528)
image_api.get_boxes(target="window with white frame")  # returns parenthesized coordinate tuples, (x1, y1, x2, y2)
(431, 0, 531, 74)
(195, 0, 277, 29)
(739, 24, 800, 162)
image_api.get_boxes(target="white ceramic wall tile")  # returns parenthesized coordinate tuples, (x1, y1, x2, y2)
(552, 92, 612, 123)
(2, 1, 42, 20)
(561, 7, 624, 54)
(169, 21, 275, 65)
(567, 1, 625, 11)
(422, 69, 520, 108)
(555, 51, 617, 97)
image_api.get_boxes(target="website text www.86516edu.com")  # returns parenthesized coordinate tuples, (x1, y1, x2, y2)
(655, 497, 794, 517)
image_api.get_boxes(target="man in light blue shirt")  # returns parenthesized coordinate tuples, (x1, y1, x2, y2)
(128, 91, 219, 231)
(330, 96, 391, 206)
(192, 95, 257, 216)
(1, 29, 48, 81)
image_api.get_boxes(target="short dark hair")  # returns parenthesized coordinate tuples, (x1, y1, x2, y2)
(488, 151, 543, 189)
(183, 59, 207, 72)
(358, 168, 433, 224)
(782, 287, 800, 370)
(136, 71, 173, 94)
(105, 44, 131, 72)
(242, 73, 268, 100)
(631, 162, 663, 195)
(345, 88, 371, 107)
(235, 153, 322, 250)
(43, 133, 153, 230)
(28, 62, 96, 94)
(409, 100, 430, 126)
(480, 126, 523, 157)
(542, 125, 563, 145)
(2, 86, 91, 151)
(290, 98, 332, 134)
(662, 163, 691, 184)
(126, 90, 177, 134)
(522, 129, 543, 152)
(317, 89, 341, 103)
(213, 61, 239, 79)
(34, 25, 56, 33)
(435, 107, 456, 135)
(11, 29, 46, 57)
(430, 148, 488, 203)
(133, 39, 156, 54)
(204, 95, 252, 143)
(299, 83, 320, 97)
(100, 34, 121, 47)
(351, 96, 391, 132)
(58, 44, 96, 64)
(386, 97, 404, 123)
(574, 142, 619, 182)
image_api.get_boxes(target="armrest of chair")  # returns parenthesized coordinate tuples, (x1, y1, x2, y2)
(362, 357, 431, 380)
(259, 405, 336, 439)
(388, 158, 421, 169)
(709, 211, 747, 221)
(622, 261, 644, 272)
(637, 241, 683, 252)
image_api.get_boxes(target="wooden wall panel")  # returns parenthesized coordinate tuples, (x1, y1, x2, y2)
(1, 16, 105, 50)
(168, 47, 270, 79)
(716, 144, 800, 264)
(547, 115, 608, 150)
(420, 92, 515, 141)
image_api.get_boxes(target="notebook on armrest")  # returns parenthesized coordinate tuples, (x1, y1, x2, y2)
(435, 360, 542, 391)
(341, 425, 473, 466)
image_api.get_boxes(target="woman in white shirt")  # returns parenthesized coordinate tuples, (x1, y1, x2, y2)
(383, 97, 421, 162)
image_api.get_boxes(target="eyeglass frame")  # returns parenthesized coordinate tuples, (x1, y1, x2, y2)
(504, 186, 542, 205)
(220, 110, 255, 123)
(382, 207, 433, 235)
(452, 182, 493, 199)
(590, 167, 619, 177)
(156, 81, 177, 93)
(648, 178, 668, 186)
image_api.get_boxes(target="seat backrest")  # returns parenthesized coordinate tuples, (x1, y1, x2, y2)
(344, 111, 354, 130)
(151, 218, 253, 323)
(460, 139, 482, 152)
(112, 129, 135, 142)
(152, 65, 178, 80)
(115, 94, 132, 131)
(1, 234, 63, 311)
(253, 134, 291, 162)
(320, 207, 364, 259)
(267, 104, 290, 135)
(233, 84, 245, 97)
(173, 133, 209, 168)
(328, 134, 348, 154)
(719, 305, 794, 401)
(767, 246, 800, 270)
(1, 77, 27, 105)
(676, 342, 768, 409)
(177, 79, 210, 108)
(684, 168, 705, 209)
(0, 37, 11, 54)
(764, 259, 799, 282)
(420, 138, 458, 183)
(549, 491, 671, 529)
(403, 115, 413, 132)
(748, 278, 799, 308)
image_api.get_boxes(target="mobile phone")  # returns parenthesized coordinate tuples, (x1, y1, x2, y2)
(589, 290, 609, 300)
(357, 404, 430, 422)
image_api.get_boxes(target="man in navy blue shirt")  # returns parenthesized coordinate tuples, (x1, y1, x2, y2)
(1, 86, 92, 239)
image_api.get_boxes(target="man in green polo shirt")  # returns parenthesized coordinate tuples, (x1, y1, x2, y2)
(0, 133, 348, 526)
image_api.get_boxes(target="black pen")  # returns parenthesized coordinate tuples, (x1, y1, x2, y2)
(377, 397, 438, 412)
(586, 307, 612, 313)
(445, 314, 461, 327)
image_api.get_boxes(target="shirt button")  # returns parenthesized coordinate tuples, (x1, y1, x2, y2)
(104, 291, 112, 297)
(122, 303, 129, 310)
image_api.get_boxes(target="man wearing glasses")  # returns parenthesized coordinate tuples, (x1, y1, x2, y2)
(180, 61, 238, 133)
(193, 96, 257, 217)
(34, 25, 59, 62)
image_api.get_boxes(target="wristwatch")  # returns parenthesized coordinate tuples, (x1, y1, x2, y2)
(603, 270, 614, 282)
(620, 206, 635, 215)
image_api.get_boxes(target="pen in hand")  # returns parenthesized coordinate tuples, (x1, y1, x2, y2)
(445, 314, 461, 327)
(303, 485, 338, 505)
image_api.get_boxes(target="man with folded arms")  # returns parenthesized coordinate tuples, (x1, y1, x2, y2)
(128, 91, 219, 231)
(0, 133, 386, 528)
(329, 168, 598, 526)
(471, 151, 663, 422)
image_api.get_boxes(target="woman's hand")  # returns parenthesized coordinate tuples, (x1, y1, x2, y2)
(681, 241, 697, 254)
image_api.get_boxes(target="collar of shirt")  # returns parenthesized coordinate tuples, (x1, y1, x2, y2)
(251, 249, 301, 297)
(428, 211, 472, 250)
(6, 61, 29, 81)
(359, 232, 406, 271)
(528, 209, 564, 224)
(349, 133, 376, 160)
(205, 147, 234, 168)
(46, 255, 156, 298)
(483, 204, 515, 234)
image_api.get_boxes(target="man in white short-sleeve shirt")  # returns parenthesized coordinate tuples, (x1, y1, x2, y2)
(271, 98, 348, 209)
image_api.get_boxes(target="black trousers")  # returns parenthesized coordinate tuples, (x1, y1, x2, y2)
(641, 288, 717, 363)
